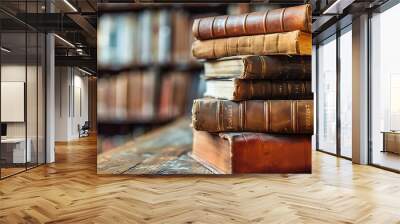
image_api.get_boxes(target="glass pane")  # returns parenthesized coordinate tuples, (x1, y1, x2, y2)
(38, 32, 45, 165)
(1, 30, 27, 177)
(339, 28, 352, 158)
(371, 4, 400, 171)
(27, 30, 38, 169)
(312, 45, 317, 151)
(317, 36, 337, 154)
(26, 0, 40, 169)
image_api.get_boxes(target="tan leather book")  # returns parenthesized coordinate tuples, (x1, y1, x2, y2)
(204, 55, 311, 80)
(205, 79, 312, 100)
(97, 77, 109, 121)
(192, 30, 311, 59)
(128, 71, 143, 120)
(159, 74, 171, 119)
(172, 10, 193, 63)
(141, 70, 157, 120)
(172, 72, 191, 117)
(192, 98, 313, 134)
(192, 130, 312, 174)
(115, 72, 128, 120)
(192, 4, 311, 40)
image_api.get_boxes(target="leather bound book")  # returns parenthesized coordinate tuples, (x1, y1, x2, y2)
(204, 55, 311, 80)
(192, 31, 311, 59)
(192, 130, 312, 174)
(192, 98, 313, 134)
(192, 4, 311, 40)
(159, 73, 173, 119)
(205, 79, 312, 100)
(115, 73, 128, 120)
(128, 71, 143, 120)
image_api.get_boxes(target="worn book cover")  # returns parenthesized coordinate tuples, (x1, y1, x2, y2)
(192, 130, 312, 174)
(192, 31, 312, 59)
(192, 98, 313, 134)
(193, 4, 311, 40)
(204, 79, 312, 100)
(204, 55, 311, 80)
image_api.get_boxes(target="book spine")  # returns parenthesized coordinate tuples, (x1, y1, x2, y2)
(142, 71, 156, 120)
(158, 10, 172, 63)
(192, 131, 312, 174)
(229, 133, 312, 173)
(241, 56, 311, 80)
(140, 10, 152, 64)
(192, 31, 311, 59)
(115, 73, 128, 120)
(233, 80, 312, 100)
(192, 4, 311, 40)
(192, 99, 313, 134)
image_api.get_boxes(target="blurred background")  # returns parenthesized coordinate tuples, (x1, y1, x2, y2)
(96, 3, 302, 155)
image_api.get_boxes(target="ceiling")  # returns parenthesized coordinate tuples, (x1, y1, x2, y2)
(0, 0, 97, 73)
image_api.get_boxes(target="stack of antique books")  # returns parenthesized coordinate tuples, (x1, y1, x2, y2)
(190, 4, 314, 174)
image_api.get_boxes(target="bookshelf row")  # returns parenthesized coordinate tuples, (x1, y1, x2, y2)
(97, 70, 203, 127)
(98, 62, 202, 74)
(98, 9, 196, 70)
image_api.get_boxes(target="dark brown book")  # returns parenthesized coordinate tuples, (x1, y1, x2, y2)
(205, 79, 312, 100)
(97, 77, 109, 121)
(171, 72, 190, 117)
(115, 72, 128, 120)
(141, 70, 157, 120)
(172, 11, 195, 63)
(204, 55, 311, 80)
(159, 73, 173, 119)
(128, 71, 143, 120)
(192, 99, 313, 134)
(192, 4, 311, 40)
(192, 130, 312, 174)
(192, 31, 311, 59)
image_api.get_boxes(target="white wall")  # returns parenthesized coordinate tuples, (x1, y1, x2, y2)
(1, 63, 46, 164)
(55, 66, 69, 141)
(1, 65, 34, 137)
(55, 67, 89, 141)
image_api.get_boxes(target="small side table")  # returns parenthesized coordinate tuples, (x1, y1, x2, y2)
(382, 131, 400, 155)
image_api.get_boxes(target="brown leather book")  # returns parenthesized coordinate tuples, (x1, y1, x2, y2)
(128, 71, 143, 120)
(204, 55, 311, 80)
(159, 73, 173, 119)
(205, 79, 312, 100)
(192, 4, 311, 40)
(192, 31, 311, 59)
(115, 72, 128, 120)
(192, 130, 312, 174)
(97, 77, 108, 121)
(192, 98, 313, 134)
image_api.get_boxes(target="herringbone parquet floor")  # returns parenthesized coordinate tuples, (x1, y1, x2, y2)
(1, 135, 400, 224)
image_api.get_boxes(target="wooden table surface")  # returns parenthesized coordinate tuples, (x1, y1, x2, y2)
(97, 118, 213, 175)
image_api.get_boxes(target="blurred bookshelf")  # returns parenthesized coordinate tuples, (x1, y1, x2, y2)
(97, 3, 283, 153)
(96, 3, 216, 153)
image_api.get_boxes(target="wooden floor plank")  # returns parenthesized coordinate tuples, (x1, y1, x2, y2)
(0, 133, 400, 223)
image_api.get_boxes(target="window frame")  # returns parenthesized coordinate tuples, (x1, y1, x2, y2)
(315, 23, 353, 160)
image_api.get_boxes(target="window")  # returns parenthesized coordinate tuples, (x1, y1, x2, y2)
(339, 27, 352, 158)
(316, 25, 353, 159)
(371, 3, 400, 171)
(317, 35, 337, 154)
(0, 1, 47, 179)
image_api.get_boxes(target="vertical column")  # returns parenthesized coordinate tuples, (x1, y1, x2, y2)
(312, 45, 317, 151)
(46, 1, 55, 163)
(352, 14, 369, 164)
